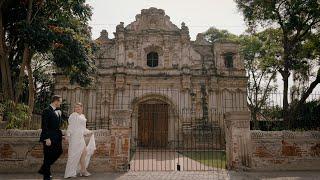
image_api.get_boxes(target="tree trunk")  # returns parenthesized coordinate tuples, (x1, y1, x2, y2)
(281, 70, 290, 126)
(251, 109, 259, 129)
(282, 70, 289, 107)
(0, 3, 13, 100)
(15, 0, 33, 103)
(26, 56, 35, 127)
(15, 47, 29, 102)
(294, 69, 320, 114)
(280, 49, 291, 126)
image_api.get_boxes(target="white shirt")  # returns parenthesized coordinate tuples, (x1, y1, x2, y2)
(50, 104, 61, 117)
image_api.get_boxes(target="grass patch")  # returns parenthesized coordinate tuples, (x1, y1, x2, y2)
(179, 150, 226, 169)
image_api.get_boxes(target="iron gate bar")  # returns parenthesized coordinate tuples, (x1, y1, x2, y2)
(56, 84, 248, 171)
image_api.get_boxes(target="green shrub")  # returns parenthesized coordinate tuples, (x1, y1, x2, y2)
(0, 103, 4, 122)
(0, 101, 30, 129)
(251, 100, 320, 131)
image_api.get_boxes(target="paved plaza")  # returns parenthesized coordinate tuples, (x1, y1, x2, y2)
(1, 171, 320, 180)
(130, 150, 215, 171)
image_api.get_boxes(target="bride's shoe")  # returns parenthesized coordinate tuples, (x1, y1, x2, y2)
(79, 171, 91, 177)
(64, 175, 77, 179)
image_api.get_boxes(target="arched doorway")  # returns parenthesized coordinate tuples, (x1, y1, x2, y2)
(138, 100, 169, 148)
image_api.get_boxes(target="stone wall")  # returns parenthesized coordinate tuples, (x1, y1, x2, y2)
(0, 129, 130, 173)
(251, 130, 320, 171)
(224, 111, 320, 171)
(224, 111, 251, 170)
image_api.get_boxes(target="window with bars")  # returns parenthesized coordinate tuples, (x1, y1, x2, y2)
(147, 52, 159, 67)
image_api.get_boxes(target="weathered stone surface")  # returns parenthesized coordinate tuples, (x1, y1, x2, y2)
(0, 129, 130, 172)
(224, 111, 251, 170)
(53, 7, 247, 133)
(251, 130, 320, 170)
(22, 7, 250, 172)
(110, 109, 132, 128)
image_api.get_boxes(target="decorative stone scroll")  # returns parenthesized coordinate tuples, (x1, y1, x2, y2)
(115, 74, 126, 90)
(181, 75, 191, 90)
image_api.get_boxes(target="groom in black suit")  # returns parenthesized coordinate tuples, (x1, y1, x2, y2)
(38, 95, 65, 180)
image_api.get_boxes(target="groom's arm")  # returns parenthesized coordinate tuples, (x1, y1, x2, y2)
(40, 109, 50, 142)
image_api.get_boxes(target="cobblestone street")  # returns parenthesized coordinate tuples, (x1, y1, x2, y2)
(1, 171, 320, 180)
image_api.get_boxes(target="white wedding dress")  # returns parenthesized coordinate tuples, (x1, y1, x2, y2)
(64, 112, 96, 178)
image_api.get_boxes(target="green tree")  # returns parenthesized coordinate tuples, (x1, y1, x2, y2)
(31, 53, 55, 113)
(0, 0, 14, 100)
(0, 0, 96, 115)
(240, 29, 282, 126)
(204, 27, 239, 43)
(235, 0, 320, 123)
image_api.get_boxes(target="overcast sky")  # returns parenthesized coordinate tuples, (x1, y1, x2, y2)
(87, 0, 247, 40)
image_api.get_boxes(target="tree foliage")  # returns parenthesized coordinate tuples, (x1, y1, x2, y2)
(235, 0, 320, 123)
(239, 28, 282, 124)
(0, 0, 96, 115)
(204, 27, 239, 43)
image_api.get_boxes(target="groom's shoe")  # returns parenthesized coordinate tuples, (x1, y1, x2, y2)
(38, 167, 44, 175)
(38, 169, 52, 178)
(43, 175, 52, 180)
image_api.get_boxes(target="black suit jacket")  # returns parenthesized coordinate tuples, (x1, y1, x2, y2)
(39, 106, 63, 142)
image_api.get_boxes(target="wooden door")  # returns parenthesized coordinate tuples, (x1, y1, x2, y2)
(138, 103, 168, 148)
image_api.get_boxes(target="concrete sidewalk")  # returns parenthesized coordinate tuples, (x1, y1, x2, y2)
(0, 171, 319, 180)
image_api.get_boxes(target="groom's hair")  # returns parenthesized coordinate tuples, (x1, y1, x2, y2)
(51, 95, 62, 103)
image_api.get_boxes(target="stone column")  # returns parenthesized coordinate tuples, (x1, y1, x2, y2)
(224, 111, 251, 170)
(115, 22, 125, 66)
(109, 109, 132, 171)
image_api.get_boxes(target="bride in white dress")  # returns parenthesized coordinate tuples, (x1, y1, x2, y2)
(64, 102, 96, 178)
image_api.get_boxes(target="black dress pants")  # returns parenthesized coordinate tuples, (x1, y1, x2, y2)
(39, 140, 63, 177)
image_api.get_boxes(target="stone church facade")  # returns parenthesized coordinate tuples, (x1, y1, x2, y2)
(2, 8, 320, 174)
(54, 7, 247, 148)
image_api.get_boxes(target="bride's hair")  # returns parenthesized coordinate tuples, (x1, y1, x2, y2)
(75, 102, 83, 107)
(74, 102, 83, 110)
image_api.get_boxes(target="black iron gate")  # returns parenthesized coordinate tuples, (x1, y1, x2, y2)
(127, 86, 246, 171)
(130, 111, 226, 171)
(57, 84, 246, 171)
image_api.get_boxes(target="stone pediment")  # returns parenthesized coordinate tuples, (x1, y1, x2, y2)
(125, 7, 180, 32)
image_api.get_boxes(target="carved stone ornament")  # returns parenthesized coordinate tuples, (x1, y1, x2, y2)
(110, 109, 132, 128)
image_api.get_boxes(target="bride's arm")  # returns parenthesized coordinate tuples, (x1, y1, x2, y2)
(84, 128, 92, 135)
(66, 113, 75, 139)
(83, 115, 93, 135)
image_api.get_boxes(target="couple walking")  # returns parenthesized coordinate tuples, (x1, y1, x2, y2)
(38, 95, 96, 179)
